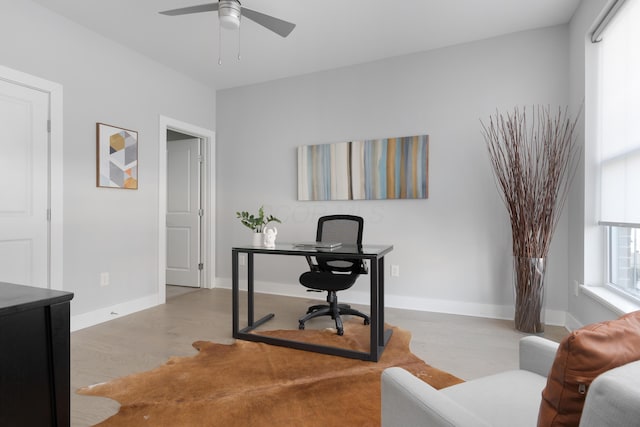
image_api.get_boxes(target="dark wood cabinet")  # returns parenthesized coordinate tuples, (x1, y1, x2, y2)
(0, 282, 74, 426)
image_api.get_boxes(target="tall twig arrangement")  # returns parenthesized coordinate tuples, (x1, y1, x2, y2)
(481, 106, 580, 332)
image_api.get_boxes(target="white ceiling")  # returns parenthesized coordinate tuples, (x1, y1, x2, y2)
(31, 0, 581, 90)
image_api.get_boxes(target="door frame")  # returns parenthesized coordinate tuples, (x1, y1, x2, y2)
(0, 65, 63, 291)
(158, 116, 215, 304)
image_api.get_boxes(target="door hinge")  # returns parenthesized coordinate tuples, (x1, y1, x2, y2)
(47, 119, 51, 133)
(197, 155, 203, 163)
(198, 208, 204, 217)
(46, 209, 51, 221)
(198, 263, 204, 270)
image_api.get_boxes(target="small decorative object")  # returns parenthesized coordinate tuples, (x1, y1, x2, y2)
(236, 206, 281, 247)
(263, 227, 277, 248)
(96, 123, 138, 189)
(297, 135, 429, 201)
(481, 106, 580, 333)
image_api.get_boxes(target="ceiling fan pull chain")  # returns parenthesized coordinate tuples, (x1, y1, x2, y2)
(237, 23, 241, 61)
(218, 24, 223, 65)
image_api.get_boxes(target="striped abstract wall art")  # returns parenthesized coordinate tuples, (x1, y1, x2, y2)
(297, 135, 429, 200)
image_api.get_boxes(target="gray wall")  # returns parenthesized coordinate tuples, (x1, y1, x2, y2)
(216, 26, 572, 321)
(0, 1, 216, 316)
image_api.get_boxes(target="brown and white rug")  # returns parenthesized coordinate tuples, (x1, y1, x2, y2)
(78, 321, 463, 426)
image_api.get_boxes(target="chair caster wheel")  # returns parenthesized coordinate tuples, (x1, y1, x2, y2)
(364, 318, 370, 325)
(337, 329, 344, 336)
(298, 323, 305, 330)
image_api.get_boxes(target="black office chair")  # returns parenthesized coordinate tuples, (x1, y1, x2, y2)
(298, 215, 370, 336)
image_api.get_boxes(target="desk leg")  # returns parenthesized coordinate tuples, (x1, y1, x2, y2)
(233, 250, 274, 335)
(232, 249, 239, 337)
(247, 253, 254, 327)
(370, 256, 391, 361)
(370, 257, 379, 361)
(378, 257, 385, 343)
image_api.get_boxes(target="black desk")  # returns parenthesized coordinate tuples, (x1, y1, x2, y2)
(232, 243, 393, 361)
(0, 282, 74, 427)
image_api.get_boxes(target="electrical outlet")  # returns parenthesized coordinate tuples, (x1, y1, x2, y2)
(100, 272, 110, 287)
(391, 265, 400, 277)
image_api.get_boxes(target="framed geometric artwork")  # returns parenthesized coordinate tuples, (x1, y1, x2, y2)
(96, 122, 138, 189)
(297, 134, 429, 201)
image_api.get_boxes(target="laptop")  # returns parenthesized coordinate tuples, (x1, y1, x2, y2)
(293, 241, 342, 249)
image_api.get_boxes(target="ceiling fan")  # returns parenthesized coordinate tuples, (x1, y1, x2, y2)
(159, 0, 296, 38)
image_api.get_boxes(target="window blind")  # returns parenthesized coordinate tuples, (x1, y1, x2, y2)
(591, 0, 627, 43)
(598, 0, 640, 227)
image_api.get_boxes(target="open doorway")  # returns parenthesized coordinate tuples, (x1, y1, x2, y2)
(166, 130, 203, 296)
(158, 116, 215, 304)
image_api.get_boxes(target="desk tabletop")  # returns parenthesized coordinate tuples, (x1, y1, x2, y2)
(232, 243, 393, 257)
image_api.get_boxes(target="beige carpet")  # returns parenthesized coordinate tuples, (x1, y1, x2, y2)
(78, 321, 463, 426)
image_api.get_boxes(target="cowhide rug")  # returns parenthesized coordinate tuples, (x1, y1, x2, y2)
(78, 321, 463, 426)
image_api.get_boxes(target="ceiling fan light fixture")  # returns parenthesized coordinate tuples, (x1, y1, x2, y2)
(218, 0, 241, 30)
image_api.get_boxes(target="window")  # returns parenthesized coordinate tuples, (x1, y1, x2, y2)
(596, 0, 640, 301)
(606, 226, 640, 299)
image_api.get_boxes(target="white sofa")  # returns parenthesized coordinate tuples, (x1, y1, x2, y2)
(381, 336, 640, 427)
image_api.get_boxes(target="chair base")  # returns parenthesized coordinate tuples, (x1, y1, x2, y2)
(298, 290, 370, 335)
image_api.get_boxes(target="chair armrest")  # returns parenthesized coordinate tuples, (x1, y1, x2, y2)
(519, 336, 559, 377)
(381, 367, 490, 427)
(579, 360, 640, 427)
(304, 256, 320, 272)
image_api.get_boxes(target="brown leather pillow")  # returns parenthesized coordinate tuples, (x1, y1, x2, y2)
(538, 310, 640, 427)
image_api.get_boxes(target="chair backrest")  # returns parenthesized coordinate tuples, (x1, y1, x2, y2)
(316, 215, 364, 273)
(316, 215, 363, 245)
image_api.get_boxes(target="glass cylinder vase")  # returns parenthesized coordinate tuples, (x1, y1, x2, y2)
(513, 256, 546, 333)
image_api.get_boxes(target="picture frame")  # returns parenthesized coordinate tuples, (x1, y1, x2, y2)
(297, 134, 429, 201)
(96, 122, 138, 189)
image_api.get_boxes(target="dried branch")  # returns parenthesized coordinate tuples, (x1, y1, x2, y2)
(480, 106, 580, 258)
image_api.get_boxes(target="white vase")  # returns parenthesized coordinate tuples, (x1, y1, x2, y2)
(252, 232, 263, 247)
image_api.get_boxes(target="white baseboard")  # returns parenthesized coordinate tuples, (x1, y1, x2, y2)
(565, 312, 583, 331)
(544, 309, 568, 328)
(214, 277, 569, 327)
(71, 293, 160, 332)
(72, 279, 569, 332)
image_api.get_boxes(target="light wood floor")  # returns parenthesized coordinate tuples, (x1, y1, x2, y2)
(71, 287, 568, 426)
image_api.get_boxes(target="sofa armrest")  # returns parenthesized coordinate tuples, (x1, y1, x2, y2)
(519, 336, 559, 377)
(381, 367, 490, 427)
(579, 360, 640, 427)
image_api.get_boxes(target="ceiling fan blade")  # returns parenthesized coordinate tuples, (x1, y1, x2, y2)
(241, 7, 296, 37)
(159, 3, 219, 16)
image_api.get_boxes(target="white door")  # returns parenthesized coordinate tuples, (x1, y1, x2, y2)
(166, 137, 202, 287)
(0, 80, 49, 287)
